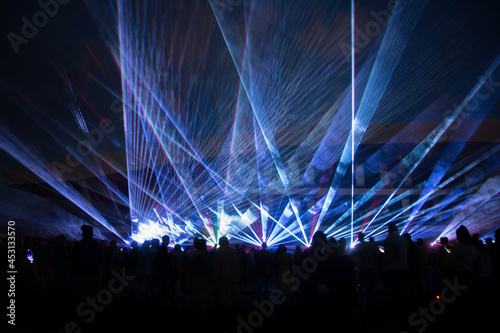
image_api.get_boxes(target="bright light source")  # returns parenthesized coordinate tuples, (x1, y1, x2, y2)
(26, 249, 34, 264)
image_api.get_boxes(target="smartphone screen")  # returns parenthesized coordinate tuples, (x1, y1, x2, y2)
(27, 249, 34, 263)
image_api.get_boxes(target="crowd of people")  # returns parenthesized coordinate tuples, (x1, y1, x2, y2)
(5, 223, 499, 332)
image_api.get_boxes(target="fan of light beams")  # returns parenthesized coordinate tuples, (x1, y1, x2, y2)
(104, 0, 498, 246)
(94, 0, 499, 245)
(3, 0, 498, 247)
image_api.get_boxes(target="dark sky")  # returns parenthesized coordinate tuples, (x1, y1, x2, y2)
(2, 0, 500, 179)
(2, 0, 499, 165)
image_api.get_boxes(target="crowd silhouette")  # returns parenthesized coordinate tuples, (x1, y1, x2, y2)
(3, 223, 499, 333)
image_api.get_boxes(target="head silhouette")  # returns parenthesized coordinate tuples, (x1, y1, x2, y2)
(219, 236, 229, 247)
(195, 239, 206, 250)
(81, 225, 93, 240)
(339, 237, 347, 251)
(456, 225, 472, 244)
(388, 222, 398, 234)
(152, 238, 160, 248)
(312, 231, 327, 248)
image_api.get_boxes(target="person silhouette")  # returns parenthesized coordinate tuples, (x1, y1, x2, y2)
(276, 246, 295, 297)
(294, 245, 304, 266)
(403, 232, 420, 306)
(185, 239, 212, 331)
(156, 235, 172, 303)
(449, 225, 477, 285)
(383, 223, 409, 323)
(255, 242, 273, 299)
(71, 225, 102, 301)
(139, 240, 157, 306)
(213, 236, 241, 331)
(170, 243, 185, 312)
(351, 232, 379, 308)
(437, 237, 452, 282)
(448, 225, 478, 332)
